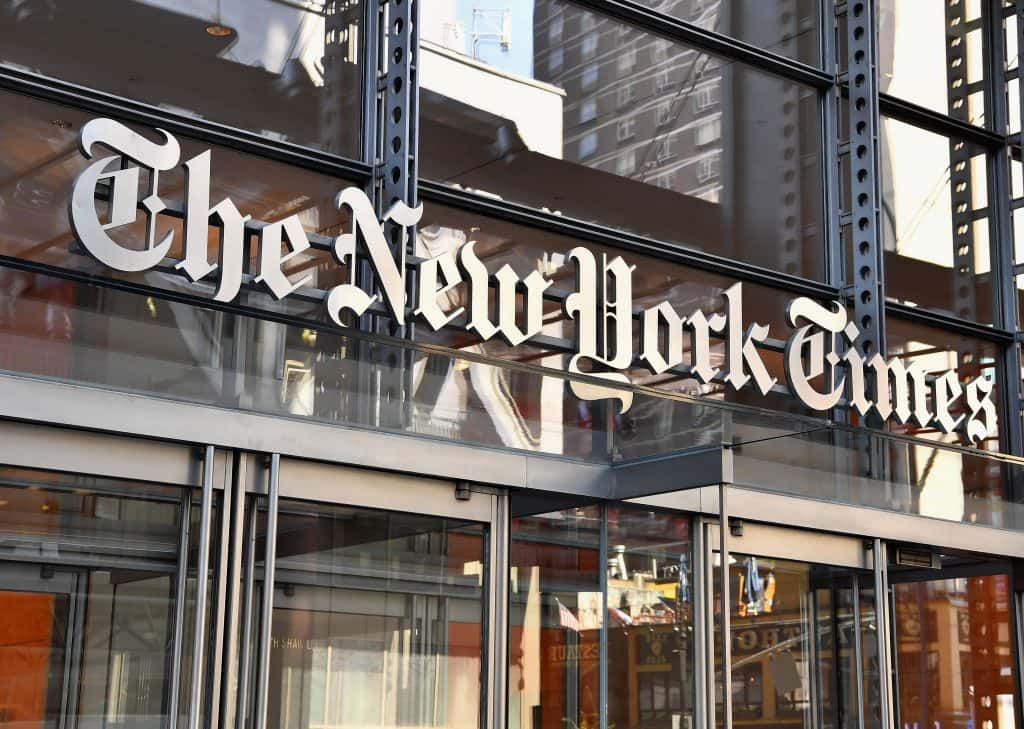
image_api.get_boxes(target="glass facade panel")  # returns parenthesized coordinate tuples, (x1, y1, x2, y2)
(251, 498, 486, 729)
(0, 0, 364, 157)
(606, 506, 694, 729)
(509, 507, 601, 729)
(0, 90, 356, 313)
(651, 0, 820, 66)
(713, 554, 880, 729)
(417, 201, 811, 417)
(893, 571, 1017, 729)
(0, 466, 208, 729)
(881, 117, 992, 322)
(419, 0, 825, 279)
(878, 0, 987, 126)
(886, 318, 1000, 447)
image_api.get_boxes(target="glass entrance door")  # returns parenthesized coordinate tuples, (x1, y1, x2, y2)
(712, 524, 881, 729)
(0, 466, 195, 729)
(888, 555, 1018, 729)
(239, 459, 500, 729)
(0, 566, 73, 729)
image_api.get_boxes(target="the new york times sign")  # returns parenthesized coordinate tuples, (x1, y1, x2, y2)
(68, 119, 996, 445)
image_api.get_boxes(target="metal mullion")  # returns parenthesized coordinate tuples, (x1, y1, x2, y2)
(485, 490, 509, 729)
(985, 0, 1024, 458)
(570, 0, 834, 89)
(252, 453, 281, 729)
(691, 514, 707, 729)
(718, 484, 732, 729)
(234, 490, 258, 729)
(1018, 0, 1024, 150)
(0, 66, 373, 182)
(361, 0, 381, 166)
(167, 488, 192, 729)
(186, 445, 216, 729)
(878, 92, 1006, 148)
(885, 301, 1016, 343)
(871, 539, 894, 729)
(204, 453, 233, 729)
(823, 0, 844, 291)
(217, 452, 249, 729)
(851, 574, 866, 729)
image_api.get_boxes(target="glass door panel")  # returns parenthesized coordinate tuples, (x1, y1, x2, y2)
(252, 498, 487, 729)
(0, 585, 69, 729)
(712, 529, 879, 729)
(0, 465, 202, 729)
(890, 562, 1017, 729)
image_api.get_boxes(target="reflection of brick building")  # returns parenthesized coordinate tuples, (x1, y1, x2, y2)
(894, 576, 1015, 729)
(533, 0, 725, 203)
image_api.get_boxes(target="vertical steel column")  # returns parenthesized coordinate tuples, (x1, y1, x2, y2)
(986, 0, 1024, 461)
(843, 0, 886, 362)
(719, 483, 733, 729)
(486, 490, 509, 729)
(366, 0, 419, 429)
(945, 0, 977, 321)
(186, 446, 216, 729)
(871, 539, 895, 729)
(167, 489, 193, 729)
(252, 454, 280, 729)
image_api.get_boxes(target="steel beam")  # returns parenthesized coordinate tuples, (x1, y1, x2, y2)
(841, 0, 885, 362)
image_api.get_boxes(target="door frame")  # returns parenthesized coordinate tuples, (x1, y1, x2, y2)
(699, 485, 895, 729)
(232, 453, 508, 729)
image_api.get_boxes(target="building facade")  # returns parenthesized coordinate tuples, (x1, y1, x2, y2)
(0, 1, 1023, 729)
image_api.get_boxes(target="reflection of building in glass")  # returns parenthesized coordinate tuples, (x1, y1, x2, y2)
(533, 0, 725, 203)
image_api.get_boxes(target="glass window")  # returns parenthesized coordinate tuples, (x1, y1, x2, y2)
(657, 0, 821, 66)
(580, 98, 597, 123)
(0, 0, 363, 157)
(0, 466, 211, 729)
(893, 572, 1017, 729)
(420, 1, 825, 280)
(880, 117, 992, 322)
(606, 506, 694, 729)
(509, 507, 601, 729)
(0, 89, 356, 321)
(713, 554, 880, 729)
(886, 318, 1000, 449)
(878, 0, 987, 126)
(252, 498, 486, 728)
(579, 132, 598, 158)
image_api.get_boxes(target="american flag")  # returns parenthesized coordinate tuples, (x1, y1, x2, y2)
(555, 598, 581, 632)
(608, 605, 633, 626)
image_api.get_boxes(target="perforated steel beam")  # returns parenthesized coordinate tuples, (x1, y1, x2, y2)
(353, 0, 419, 429)
(843, 0, 885, 363)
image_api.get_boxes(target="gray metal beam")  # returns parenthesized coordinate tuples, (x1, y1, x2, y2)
(842, 0, 885, 362)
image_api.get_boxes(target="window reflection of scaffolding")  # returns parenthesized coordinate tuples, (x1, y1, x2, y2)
(471, 8, 511, 59)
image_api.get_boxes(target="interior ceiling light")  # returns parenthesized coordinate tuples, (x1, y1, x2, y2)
(205, 24, 234, 37)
